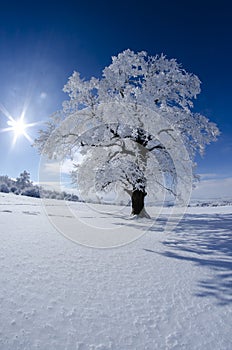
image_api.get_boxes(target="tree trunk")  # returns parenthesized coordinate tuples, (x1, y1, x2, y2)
(131, 189, 150, 218)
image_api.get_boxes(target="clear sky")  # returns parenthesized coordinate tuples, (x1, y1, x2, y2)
(0, 0, 231, 199)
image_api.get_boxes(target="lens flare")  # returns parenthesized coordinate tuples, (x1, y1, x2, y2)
(0, 103, 42, 147)
(8, 117, 26, 136)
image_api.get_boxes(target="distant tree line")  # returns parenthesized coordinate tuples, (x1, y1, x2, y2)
(0, 171, 79, 202)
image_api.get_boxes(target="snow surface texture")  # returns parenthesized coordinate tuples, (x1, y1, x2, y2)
(0, 193, 231, 349)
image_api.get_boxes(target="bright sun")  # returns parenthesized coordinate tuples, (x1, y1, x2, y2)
(0, 103, 43, 147)
(5, 115, 34, 146)
(7, 118, 27, 136)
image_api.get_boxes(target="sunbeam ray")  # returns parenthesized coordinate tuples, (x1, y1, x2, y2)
(0, 102, 43, 146)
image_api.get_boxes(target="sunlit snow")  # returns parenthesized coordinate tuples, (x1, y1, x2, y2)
(0, 193, 231, 349)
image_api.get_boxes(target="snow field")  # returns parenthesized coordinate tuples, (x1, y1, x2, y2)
(0, 193, 231, 349)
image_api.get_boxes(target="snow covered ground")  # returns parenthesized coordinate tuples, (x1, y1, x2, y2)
(0, 193, 231, 349)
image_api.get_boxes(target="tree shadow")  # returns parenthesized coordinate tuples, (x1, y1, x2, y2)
(114, 211, 232, 305)
(154, 213, 232, 306)
(110, 209, 232, 306)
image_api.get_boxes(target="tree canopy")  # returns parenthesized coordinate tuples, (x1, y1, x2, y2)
(35, 49, 219, 215)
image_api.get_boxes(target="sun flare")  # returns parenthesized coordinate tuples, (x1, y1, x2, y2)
(7, 118, 27, 137)
(4, 115, 34, 146)
(0, 103, 43, 147)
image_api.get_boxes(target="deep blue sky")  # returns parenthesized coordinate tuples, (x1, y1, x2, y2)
(0, 0, 231, 197)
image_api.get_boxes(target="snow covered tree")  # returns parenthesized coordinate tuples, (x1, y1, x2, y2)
(0, 183, 10, 193)
(16, 170, 32, 191)
(35, 49, 219, 217)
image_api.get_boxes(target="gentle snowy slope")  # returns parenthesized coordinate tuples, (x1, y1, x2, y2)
(0, 193, 231, 349)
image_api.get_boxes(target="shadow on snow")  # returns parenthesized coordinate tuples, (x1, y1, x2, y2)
(161, 213, 232, 306)
(120, 212, 232, 306)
